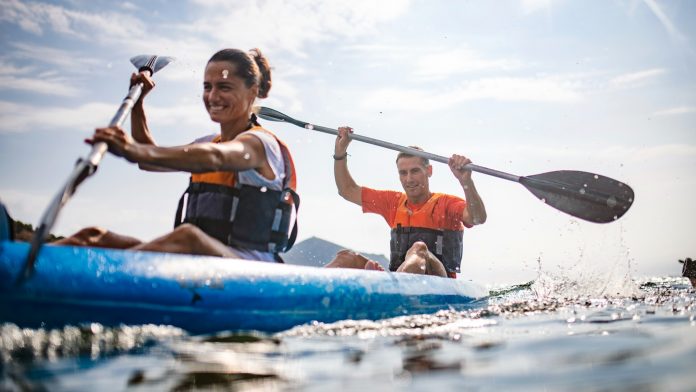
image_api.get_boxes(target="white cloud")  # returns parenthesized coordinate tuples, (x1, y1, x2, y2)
(652, 106, 696, 117)
(520, 0, 553, 14)
(465, 77, 582, 102)
(604, 143, 696, 162)
(184, 0, 410, 55)
(0, 43, 112, 97)
(610, 68, 665, 88)
(0, 98, 215, 134)
(120, 2, 139, 11)
(0, 0, 145, 40)
(344, 44, 525, 79)
(362, 75, 582, 112)
(0, 60, 34, 75)
(506, 143, 696, 163)
(0, 74, 80, 96)
(413, 48, 524, 80)
(642, 0, 686, 42)
(0, 101, 115, 133)
(261, 78, 304, 115)
(0, 0, 42, 34)
(1, 1, 411, 87)
(8, 42, 103, 69)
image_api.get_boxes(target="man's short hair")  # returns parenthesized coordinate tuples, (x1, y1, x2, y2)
(396, 146, 429, 167)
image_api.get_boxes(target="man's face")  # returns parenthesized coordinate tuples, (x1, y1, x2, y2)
(397, 156, 432, 202)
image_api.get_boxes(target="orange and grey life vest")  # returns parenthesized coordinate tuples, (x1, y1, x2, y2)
(389, 193, 463, 273)
(174, 126, 299, 255)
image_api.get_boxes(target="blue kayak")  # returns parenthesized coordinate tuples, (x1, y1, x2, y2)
(0, 240, 487, 334)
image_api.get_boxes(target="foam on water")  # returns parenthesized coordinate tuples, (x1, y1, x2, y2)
(0, 323, 185, 363)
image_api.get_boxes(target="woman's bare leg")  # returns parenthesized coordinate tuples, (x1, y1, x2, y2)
(53, 226, 142, 249)
(53, 224, 240, 258)
(132, 223, 240, 258)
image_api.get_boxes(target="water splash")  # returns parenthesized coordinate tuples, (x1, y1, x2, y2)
(530, 269, 641, 299)
(0, 323, 185, 363)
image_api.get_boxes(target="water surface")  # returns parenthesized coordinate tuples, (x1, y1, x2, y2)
(1, 276, 694, 391)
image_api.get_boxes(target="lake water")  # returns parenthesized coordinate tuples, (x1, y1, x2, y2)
(1, 275, 694, 391)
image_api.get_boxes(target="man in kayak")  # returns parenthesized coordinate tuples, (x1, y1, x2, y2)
(326, 127, 487, 278)
(55, 48, 298, 263)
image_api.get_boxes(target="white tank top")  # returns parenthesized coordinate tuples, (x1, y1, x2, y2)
(192, 131, 285, 189)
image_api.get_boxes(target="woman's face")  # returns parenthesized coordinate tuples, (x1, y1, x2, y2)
(203, 61, 258, 125)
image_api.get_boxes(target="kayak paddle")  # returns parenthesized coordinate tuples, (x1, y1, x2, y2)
(19, 55, 174, 284)
(254, 106, 634, 224)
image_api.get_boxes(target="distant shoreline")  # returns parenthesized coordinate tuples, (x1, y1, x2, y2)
(12, 219, 64, 243)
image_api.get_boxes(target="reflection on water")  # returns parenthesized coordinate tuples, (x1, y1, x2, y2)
(1, 276, 694, 391)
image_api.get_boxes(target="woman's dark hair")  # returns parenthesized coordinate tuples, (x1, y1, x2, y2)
(208, 48, 272, 98)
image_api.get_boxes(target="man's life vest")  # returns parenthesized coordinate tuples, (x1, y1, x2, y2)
(389, 193, 463, 273)
(174, 126, 299, 255)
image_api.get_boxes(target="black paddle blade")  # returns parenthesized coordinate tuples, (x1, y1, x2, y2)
(520, 170, 634, 223)
(255, 106, 310, 129)
(255, 106, 291, 122)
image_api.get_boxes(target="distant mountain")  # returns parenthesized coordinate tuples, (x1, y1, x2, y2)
(282, 236, 389, 269)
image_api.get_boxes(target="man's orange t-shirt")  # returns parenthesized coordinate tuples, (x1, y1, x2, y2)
(361, 187, 471, 230)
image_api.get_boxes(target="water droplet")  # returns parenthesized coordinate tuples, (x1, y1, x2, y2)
(579, 188, 586, 195)
(541, 198, 546, 203)
(594, 175, 599, 179)
(260, 186, 267, 193)
(583, 183, 588, 187)
(243, 153, 251, 160)
(606, 196, 617, 208)
(613, 215, 618, 220)
(306, 124, 314, 130)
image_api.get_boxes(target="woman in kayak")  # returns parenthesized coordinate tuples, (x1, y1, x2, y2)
(55, 48, 298, 263)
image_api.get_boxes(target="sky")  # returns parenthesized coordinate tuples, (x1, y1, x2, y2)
(0, 0, 694, 285)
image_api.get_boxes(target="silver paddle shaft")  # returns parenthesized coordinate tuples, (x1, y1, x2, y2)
(305, 123, 521, 182)
(85, 81, 145, 166)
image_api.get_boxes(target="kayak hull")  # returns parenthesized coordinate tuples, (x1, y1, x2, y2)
(0, 241, 487, 334)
